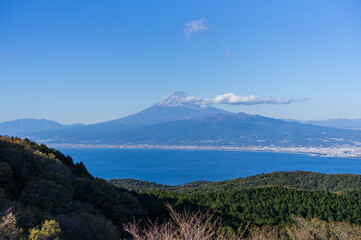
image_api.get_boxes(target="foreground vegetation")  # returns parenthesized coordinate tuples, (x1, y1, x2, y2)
(136, 187, 361, 230)
(2, 136, 361, 239)
(125, 204, 361, 240)
(0, 136, 146, 239)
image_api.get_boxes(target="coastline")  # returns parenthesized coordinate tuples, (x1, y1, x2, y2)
(48, 143, 361, 159)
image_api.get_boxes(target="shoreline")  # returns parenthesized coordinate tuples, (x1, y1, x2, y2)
(47, 143, 361, 159)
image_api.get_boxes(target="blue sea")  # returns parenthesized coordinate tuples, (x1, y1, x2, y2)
(58, 148, 361, 185)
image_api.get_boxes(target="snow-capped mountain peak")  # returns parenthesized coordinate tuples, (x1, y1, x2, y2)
(156, 91, 205, 108)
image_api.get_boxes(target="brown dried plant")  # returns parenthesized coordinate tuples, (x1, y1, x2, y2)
(124, 207, 361, 240)
(123, 204, 249, 240)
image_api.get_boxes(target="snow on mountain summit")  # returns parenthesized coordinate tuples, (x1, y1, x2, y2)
(156, 91, 207, 108)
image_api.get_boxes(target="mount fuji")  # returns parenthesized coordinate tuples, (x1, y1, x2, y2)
(103, 91, 231, 127)
(7, 91, 361, 157)
(20, 91, 232, 140)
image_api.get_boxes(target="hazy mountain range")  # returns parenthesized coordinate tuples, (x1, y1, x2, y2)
(2, 91, 361, 155)
(284, 118, 361, 130)
(0, 119, 84, 135)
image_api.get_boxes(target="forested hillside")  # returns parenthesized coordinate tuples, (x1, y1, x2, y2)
(110, 170, 361, 193)
(141, 187, 361, 228)
(2, 136, 361, 239)
(0, 136, 147, 239)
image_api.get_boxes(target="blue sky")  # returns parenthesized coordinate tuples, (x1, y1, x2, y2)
(1, 0, 361, 124)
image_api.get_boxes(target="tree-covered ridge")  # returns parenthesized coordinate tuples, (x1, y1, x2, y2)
(110, 178, 211, 192)
(3, 136, 361, 239)
(142, 187, 361, 230)
(0, 136, 146, 239)
(111, 175, 361, 232)
(110, 171, 361, 193)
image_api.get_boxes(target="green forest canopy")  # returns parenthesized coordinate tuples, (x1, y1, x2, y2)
(2, 136, 361, 239)
(110, 170, 361, 193)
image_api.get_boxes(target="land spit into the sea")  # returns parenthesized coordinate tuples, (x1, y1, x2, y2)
(47, 143, 361, 158)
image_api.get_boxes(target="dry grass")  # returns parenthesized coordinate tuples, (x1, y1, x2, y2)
(247, 226, 280, 240)
(124, 205, 361, 240)
(287, 215, 361, 240)
(123, 204, 248, 240)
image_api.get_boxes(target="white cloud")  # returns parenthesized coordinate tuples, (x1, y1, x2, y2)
(184, 19, 209, 39)
(205, 93, 294, 105)
(185, 93, 296, 106)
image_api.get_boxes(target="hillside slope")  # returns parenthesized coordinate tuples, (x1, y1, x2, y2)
(3, 136, 361, 239)
(110, 171, 361, 193)
(0, 136, 145, 239)
(100, 113, 361, 148)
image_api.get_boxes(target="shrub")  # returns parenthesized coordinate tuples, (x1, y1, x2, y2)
(29, 219, 61, 240)
(0, 209, 23, 240)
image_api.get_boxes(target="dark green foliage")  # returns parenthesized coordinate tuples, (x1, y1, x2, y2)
(73, 177, 144, 226)
(142, 187, 361, 230)
(0, 162, 13, 185)
(0, 136, 145, 239)
(57, 213, 120, 240)
(20, 180, 73, 212)
(24, 139, 93, 179)
(111, 178, 172, 191)
(3, 136, 361, 239)
(111, 171, 361, 193)
(111, 171, 361, 232)
(36, 173, 74, 194)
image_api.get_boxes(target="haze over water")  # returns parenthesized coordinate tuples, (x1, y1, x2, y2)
(58, 148, 361, 185)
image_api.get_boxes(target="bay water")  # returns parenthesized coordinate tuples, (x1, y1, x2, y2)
(58, 148, 361, 185)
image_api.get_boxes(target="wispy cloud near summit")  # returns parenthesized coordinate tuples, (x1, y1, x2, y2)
(184, 19, 209, 39)
(178, 93, 299, 106)
(205, 93, 295, 105)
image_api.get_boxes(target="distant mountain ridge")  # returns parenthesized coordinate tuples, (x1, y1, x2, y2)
(0, 119, 84, 136)
(4, 91, 361, 157)
(99, 111, 361, 148)
(18, 91, 232, 140)
(105, 91, 231, 126)
(285, 118, 361, 130)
